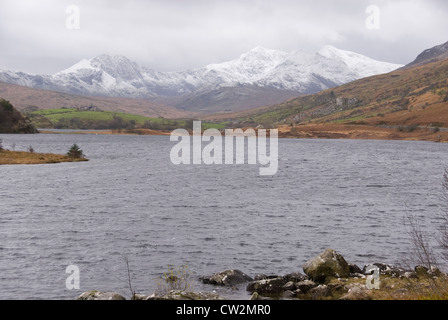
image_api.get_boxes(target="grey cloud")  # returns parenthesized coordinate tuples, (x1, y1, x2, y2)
(0, 0, 447, 74)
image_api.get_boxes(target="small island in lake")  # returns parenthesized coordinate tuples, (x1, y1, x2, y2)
(0, 149, 89, 165)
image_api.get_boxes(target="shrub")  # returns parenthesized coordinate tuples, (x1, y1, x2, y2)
(155, 265, 194, 296)
(67, 144, 85, 159)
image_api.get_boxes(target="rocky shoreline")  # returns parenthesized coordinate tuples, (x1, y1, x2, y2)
(76, 248, 448, 300)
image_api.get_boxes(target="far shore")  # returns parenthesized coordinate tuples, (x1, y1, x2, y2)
(37, 123, 448, 143)
(38, 128, 172, 136)
(277, 123, 448, 143)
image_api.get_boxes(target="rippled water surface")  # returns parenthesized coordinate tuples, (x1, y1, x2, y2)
(1, 133, 447, 299)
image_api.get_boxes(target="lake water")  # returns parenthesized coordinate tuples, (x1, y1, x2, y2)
(1, 133, 447, 300)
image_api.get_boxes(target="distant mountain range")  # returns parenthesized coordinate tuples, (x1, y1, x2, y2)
(0, 46, 402, 113)
(216, 41, 448, 131)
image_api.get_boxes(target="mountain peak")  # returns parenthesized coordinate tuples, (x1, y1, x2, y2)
(241, 46, 287, 58)
(249, 46, 273, 53)
(318, 45, 360, 59)
(91, 54, 135, 65)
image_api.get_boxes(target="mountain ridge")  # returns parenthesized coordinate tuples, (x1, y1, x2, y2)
(0, 46, 402, 113)
(405, 41, 448, 69)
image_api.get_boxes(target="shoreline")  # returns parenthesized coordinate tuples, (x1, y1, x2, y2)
(277, 123, 448, 143)
(76, 249, 448, 301)
(35, 123, 448, 143)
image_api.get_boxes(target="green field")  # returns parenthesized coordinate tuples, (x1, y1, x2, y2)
(27, 108, 227, 131)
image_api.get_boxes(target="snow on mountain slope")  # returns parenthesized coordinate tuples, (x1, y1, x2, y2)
(52, 54, 152, 97)
(0, 46, 403, 108)
(317, 45, 402, 81)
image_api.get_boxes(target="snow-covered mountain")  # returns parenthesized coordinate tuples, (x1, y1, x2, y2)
(0, 46, 403, 112)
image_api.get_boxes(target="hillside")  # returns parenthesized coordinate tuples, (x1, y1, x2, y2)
(0, 98, 38, 133)
(0, 82, 195, 119)
(405, 41, 448, 69)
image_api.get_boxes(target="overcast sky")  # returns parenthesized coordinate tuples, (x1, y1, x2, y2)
(1, 0, 447, 74)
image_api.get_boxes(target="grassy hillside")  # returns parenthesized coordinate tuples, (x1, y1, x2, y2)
(27, 108, 227, 131)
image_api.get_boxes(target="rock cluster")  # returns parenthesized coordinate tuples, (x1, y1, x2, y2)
(199, 249, 446, 300)
(76, 248, 447, 300)
(76, 290, 226, 301)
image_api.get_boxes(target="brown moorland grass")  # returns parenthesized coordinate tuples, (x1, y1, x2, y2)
(278, 123, 448, 142)
(0, 150, 89, 165)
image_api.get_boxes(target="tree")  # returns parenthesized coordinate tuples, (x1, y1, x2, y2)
(67, 144, 85, 159)
(0, 99, 14, 112)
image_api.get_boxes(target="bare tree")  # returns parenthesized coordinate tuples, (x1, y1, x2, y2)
(404, 211, 438, 270)
(123, 253, 138, 300)
(437, 169, 448, 264)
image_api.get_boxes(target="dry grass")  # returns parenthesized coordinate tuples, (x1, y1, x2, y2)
(371, 275, 448, 300)
(0, 150, 88, 165)
(278, 123, 448, 142)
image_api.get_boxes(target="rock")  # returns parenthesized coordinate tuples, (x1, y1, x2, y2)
(303, 249, 350, 283)
(282, 290, 296, 299)
(254, 274, 279, 281)
(282, 281, 296, 291)
(146, 290, 226, 300)
(283, 272, 308, 282)
(246, 277, 287, 295)
(249, 292, 259, 300)
(201, 269, 253, 286)
(295, 280, 318, 294)
(76, 290, 126, 300)
(363, 263, 403, 278)
(293, 289, 303, 296)
(309, 285, 331, 299)
(415, 265, 429, 278)
(248, 292, 273, 301)
(402, 271, 418, 279)
(133, 294, 152, 300)
(339, 284, 371, 300)
(429, 266, 442, 277)
(254, 274, 269, 281)
(349, 263, 363, 274)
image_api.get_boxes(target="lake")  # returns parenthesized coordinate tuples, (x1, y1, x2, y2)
(1, 133, 447, 299)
